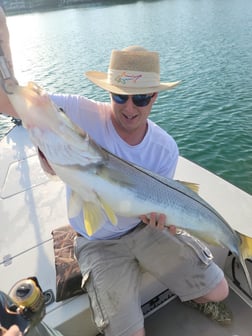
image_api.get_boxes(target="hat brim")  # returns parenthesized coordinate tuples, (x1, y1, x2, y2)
(85, 71, 181, 95)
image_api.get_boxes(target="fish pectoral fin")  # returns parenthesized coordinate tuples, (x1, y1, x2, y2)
(97, 196, 118, 226)
(177, 180, 200, 194)
(68, 191, 83, 218)
(83, 202, 104, 236)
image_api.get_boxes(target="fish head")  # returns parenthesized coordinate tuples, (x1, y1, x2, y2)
(8, 82, 61, 131)
(8, 81, 106, 166)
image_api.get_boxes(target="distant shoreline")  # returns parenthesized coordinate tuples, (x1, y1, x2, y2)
(2, 0, 103, 16)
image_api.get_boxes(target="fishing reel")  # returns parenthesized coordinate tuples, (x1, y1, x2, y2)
(0, 277, 45, 335)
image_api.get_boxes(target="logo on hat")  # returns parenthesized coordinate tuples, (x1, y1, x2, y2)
(114, 72, 143, 85)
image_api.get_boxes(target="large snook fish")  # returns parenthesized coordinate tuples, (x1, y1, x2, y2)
(6, 81, 252, 293)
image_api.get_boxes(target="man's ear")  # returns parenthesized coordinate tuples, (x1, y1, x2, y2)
(152, 92, 158, 102)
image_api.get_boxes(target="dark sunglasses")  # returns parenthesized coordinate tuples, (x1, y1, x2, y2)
(111, 93, 155, 107)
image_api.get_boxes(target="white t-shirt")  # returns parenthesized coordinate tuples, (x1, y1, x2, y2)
(51, 94, 179, 239)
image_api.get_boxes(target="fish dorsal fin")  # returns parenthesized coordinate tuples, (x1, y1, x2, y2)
(177, 181, 200, 194)
(83, 202, 104, 236)
(68, 191, 83, 218)
(97, 195, 118, 225)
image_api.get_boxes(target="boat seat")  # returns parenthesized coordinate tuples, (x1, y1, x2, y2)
(52, 225, 83, 302)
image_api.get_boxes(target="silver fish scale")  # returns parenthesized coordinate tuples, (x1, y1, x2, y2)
(105, 150, 218, 216)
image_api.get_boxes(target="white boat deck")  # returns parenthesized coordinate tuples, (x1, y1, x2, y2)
(1, 125, 252, 336)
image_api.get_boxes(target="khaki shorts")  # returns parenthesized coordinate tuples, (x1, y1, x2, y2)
(74, 224, 224, 336)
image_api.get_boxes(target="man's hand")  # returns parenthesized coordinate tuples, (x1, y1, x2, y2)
(139, 213, 177, 234)
(0, 325, 22, 336)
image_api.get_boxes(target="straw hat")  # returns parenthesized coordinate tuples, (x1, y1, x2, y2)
(85, 46, 180, 95)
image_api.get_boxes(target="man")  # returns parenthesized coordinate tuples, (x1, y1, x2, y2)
(0, 8, 231, 336)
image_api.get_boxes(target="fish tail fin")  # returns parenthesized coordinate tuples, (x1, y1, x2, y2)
(239, 232, 252, 259)
(237, 232, 252, 296)
(238, 255, 252, 297)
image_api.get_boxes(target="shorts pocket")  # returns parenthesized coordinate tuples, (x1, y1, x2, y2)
(176, 230, 213, 266)
(81, 270, 109, 332)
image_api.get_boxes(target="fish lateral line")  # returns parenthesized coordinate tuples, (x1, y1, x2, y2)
(101, 146, 229, 225)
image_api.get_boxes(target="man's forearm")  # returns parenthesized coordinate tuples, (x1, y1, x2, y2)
(0, 7, 14, 75)
(0, 6, 19, 118)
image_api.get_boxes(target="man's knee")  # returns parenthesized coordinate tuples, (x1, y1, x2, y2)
(130, 328, 145, 336)
(196, 277, 229, 303)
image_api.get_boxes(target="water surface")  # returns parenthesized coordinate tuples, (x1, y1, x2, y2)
(1, 0, 252, 194)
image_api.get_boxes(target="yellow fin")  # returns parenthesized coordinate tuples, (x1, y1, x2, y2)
(83, 202, 103, 236)
(239, 232, 252, 259)
(98, 196, 118, 225)
(83, 196, 118, 236)
(178, 181, 200, 194)
(237, 232, 252, 295)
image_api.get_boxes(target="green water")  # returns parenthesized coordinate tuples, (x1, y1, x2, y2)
(1, 0, 252, 194)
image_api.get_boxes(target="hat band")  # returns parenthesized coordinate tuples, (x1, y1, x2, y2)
(108, 69, 160, 88)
